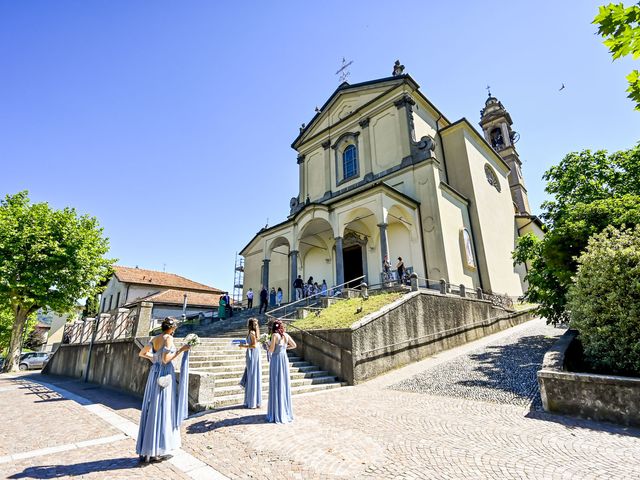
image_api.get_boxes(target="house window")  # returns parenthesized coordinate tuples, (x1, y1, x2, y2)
(101, 298, 106, 312)
(115, 292, 120, 308)
(108, 295, 113, 311)
(484, 164, 501, 192)
(343, 145, 358, 180)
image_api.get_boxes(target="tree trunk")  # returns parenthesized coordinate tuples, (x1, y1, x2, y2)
(2, 308, 29, 373)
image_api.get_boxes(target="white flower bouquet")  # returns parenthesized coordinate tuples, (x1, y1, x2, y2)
(259, 333, 272, 361)
(184, 333, 201, 347)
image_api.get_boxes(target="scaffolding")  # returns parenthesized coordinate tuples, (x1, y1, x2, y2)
(233, 253, 244, 308)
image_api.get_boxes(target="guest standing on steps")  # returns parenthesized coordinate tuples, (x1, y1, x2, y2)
(266, 320, 296, 424)
(396, 256, 405, 285)
(136, 317, 190, 462)
(246, 288, 254, 310)
(239, 318, 262, 409)
(269, 287, 277, 308)
(293, 275, 304, 301)
(259, 285, 268, 314)
(276, 287, 283, 307)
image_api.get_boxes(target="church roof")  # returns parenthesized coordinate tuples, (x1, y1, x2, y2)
(291, 74, 450, 149)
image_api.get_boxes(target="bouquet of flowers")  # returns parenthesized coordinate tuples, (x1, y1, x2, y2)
(184, 333, 201, 347)
(259, 333, 271, 362)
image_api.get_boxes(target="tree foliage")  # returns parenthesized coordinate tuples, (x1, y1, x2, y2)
(594, 2, 640, 110)
(567, 226, 640, 376)
(0, 191, 114, 371)
(514, 145, 640, 324)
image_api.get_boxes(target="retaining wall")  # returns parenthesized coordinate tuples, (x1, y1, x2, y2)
(290, 289, 535, 385)
(43, 339, 215, 411)
(538, 330, 640, 427)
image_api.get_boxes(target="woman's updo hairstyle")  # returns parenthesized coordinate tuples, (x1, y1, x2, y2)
(270, 320, 285, 337)
(161, 317, 177, 332)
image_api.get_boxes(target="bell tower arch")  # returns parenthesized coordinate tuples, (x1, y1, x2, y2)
(479, 92, 531, 214)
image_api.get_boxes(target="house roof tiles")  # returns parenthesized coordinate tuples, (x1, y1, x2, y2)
(113, 266, 222, 293)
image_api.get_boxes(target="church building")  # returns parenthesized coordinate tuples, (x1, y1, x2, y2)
(240, 63, 543, 302)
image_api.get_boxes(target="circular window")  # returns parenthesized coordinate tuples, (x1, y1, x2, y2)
(484, 164, 501, 192)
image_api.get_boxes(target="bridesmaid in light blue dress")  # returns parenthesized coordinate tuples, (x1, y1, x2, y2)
(239, 318, 262, 408)
(136, 317, 190, 462)
(266, 320, 296, 424)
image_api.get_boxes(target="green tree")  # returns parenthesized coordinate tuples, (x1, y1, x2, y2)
(594, 2, 640, 110)
(0, 192, 114, 372)
(567, 225, 640, 376)
(514, 146, 640, 324)
(82, 295, 99, 319)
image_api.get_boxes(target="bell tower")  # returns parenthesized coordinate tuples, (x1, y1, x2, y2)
(479, 92, 531, 214)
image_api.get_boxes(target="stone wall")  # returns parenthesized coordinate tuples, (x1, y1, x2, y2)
(290, 289, 535, 385)
(43, 339, 215, 411)
(538, 330, 640, 427)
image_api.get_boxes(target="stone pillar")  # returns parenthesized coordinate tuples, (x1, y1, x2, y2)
(359, 118, 373, 178)
(262, 259, 270, 291)
(459, 284, 466, 298)
(361, 244, 369, 284)
(133, 301, 153, 338)
(297, 154, 305, 201)
(410, 272, 419, 291)
(322, 140, 332, 195)
(289, 250, 298, 302)
(378, 223, 389, 266)
(335, 237, 344, 287)
(476, 288, 483, 300)
(394, 95, 416, 160)
(439, 279, 447, 295)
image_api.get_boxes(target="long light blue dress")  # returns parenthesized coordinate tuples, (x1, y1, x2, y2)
(266, 334, 294, 423)
(136, 340, 186, 457)
(244, 334, 262, 408)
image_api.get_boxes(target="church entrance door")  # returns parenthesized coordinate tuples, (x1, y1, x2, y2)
(343, 245, 364, 288)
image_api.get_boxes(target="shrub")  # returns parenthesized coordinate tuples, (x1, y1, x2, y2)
(567, 225, 640, 376)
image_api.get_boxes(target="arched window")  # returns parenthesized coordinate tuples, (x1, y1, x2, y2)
(484, 164, 501, 192)
(461, 228, 476, 269)
(490, 127, 504, 150)
(343, 145, 358, 180)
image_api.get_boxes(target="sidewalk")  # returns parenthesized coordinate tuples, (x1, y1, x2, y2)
(2, 318, 640, 479)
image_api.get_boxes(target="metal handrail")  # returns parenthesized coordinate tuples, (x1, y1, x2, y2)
(264, 275, 367, 358)
(265, 275, 366, 321)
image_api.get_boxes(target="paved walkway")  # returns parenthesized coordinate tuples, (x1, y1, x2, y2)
(2, 318, 640, 479)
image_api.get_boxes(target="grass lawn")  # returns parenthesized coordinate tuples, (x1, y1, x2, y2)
(292, 292, 404, 330)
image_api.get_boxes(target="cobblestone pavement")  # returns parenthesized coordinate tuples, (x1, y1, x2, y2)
(3, 318, 640, 479)
(0, 375, 190, 479)
(391, 321, 562, 409)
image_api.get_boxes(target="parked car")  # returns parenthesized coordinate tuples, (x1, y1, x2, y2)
(18, 352, 50, 371)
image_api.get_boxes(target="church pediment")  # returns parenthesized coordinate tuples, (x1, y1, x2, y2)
(292, 75, 417, 149)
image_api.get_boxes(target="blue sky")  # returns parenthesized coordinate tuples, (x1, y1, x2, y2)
(1, 1, 638, 292)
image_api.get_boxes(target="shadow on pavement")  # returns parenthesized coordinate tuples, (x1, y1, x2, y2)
(458, 334, 559, 409)
(187, 414, 267, 434)
(525, 408, 640, 439)
(8, 457, 147, 479)
(11, 374, 141, 413)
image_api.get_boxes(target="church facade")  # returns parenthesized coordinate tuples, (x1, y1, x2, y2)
(240, 65, 543, 302)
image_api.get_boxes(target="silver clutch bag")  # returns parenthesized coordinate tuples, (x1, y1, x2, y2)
(157, 374, 171, 389)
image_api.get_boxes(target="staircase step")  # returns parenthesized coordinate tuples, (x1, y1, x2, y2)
(189, 357, 302, 368)
(213, 375, 339, 395)
(192, 364, 321, 377)
(213, 370, 333, 387)
(211, 382, 345, 408)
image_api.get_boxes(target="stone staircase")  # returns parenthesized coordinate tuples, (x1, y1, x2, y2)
(175, 318, 345, 409)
